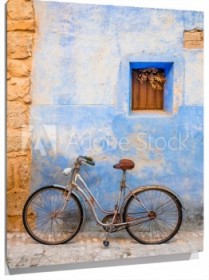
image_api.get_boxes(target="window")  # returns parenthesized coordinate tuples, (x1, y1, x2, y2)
(132, 69, 164, 110)
(130, 62, 174, 113)
(131, 68, 164, 111)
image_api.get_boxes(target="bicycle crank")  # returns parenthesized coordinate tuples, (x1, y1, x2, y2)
(102, 214, 121, 232)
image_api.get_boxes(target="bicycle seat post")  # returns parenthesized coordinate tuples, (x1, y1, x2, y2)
(121, 170, 127, 189)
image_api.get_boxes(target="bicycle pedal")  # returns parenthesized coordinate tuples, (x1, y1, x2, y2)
(103, 240, 109, 247)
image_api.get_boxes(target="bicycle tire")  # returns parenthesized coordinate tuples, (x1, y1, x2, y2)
(123, 187, 182, 244)
(23, 186, 83, 245)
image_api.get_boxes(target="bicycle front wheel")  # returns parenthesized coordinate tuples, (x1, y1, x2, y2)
(123, 187, 182, 244)
(23, 186, 83, 245)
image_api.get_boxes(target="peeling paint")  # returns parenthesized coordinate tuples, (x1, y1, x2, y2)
(30, 1, 203, 228)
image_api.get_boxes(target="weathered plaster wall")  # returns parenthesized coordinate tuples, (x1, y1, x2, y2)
(30, 1, 203, 229)
(7, 0, 36, 231)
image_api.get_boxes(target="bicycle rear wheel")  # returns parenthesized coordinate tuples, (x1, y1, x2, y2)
(23, 186, 83, 245)
(123, 187, 182, 244)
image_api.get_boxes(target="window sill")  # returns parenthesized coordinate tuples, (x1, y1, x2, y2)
(129, 110, 173, 118)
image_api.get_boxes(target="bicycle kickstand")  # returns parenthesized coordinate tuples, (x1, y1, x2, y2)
(103, 207, 118, 247)
(103, 218, 115, 247)
(103, 229, 111, 247)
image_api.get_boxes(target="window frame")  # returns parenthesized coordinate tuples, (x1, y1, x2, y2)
(130, 62, 174, 114)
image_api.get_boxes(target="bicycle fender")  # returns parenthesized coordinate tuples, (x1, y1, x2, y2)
(121, 185, 185, 211)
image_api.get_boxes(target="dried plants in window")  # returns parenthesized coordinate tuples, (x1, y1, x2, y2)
(134, 68, 166, 90)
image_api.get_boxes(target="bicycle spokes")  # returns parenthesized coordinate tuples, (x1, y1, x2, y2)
(23, 187, 83, 245)
(123, 188, 182, 244)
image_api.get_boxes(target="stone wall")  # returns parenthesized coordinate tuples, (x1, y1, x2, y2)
(184, 30, 204, 49)
(7, 0, 36, 231)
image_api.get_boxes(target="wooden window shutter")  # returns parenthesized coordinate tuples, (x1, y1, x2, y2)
(132, 70, 164, 110)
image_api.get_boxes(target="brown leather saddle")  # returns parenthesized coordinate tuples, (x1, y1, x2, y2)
(113, 159, 135, 171)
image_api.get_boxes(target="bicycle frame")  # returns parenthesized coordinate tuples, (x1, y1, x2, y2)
(62, 170, 151, 228)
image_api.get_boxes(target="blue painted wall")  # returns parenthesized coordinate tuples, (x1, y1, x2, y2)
(31, 1, 203, 229)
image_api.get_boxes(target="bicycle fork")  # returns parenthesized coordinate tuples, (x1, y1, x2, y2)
(54, 183, 74, 216)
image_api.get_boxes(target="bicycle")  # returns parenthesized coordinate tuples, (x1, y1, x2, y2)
(23, 156, 183, 247)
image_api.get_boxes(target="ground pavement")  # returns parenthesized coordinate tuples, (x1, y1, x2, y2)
(6, 230, 203, 274)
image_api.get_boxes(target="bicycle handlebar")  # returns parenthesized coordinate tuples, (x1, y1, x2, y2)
(78, 155, 95, 166)
(86, 160, 95, 166)
(82, 156, 93, 161)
